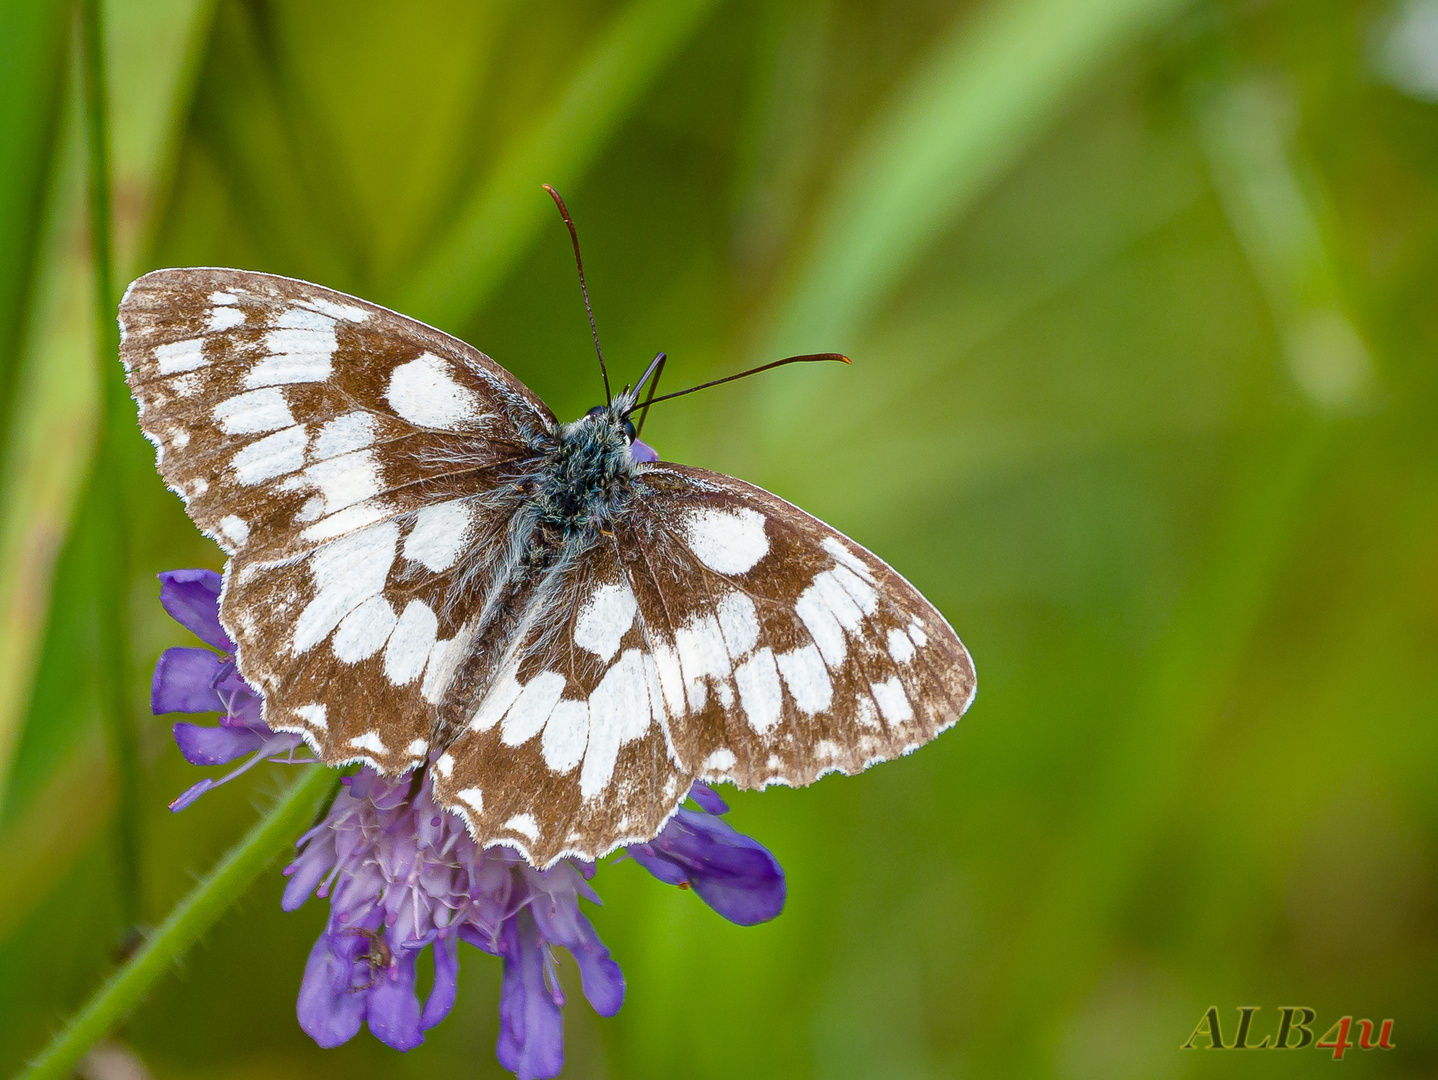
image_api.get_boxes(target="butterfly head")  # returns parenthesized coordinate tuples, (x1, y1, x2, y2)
(573, 388, 656, 467)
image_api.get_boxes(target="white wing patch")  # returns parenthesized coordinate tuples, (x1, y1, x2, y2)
(245, 307, 338, 387)
(887, 626, 916, 663)
(294, 703, 327, 729)
(232, 425, 308, 485)
(384, 600, 439, 685)
(281, 448, 382, 522)
(703, 748, 737, 773)
(292, 522, 399, 654)
(775, 644, 831, 714)
(386, 352, 483, 429)
(403, 501, 473, 572)
(350, 730, 388, 754)
(501, 671, 567, 747)
(580, 649, 653, 799)
(574, 580, 638, 662)
(213, 387, 294, 435)
(734, 648, 783, 733)
(541, 700, 589, 773)
(155, 338, 207, 374)
(870, 676, 913, 725)
(206, 305, 245, 332)
(332, 594, 398, 662)
(683, 507, 769, 574)
(218, 515, 250, 548)
(304, 296, 370, 322)
(314, 412, 377, 460)
(504, 813, 540, 840)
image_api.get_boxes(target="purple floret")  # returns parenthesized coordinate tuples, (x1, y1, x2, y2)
(627, 783, 786, 925)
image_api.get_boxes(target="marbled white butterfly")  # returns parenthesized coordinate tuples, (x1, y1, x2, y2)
(119, 261, 976, 867)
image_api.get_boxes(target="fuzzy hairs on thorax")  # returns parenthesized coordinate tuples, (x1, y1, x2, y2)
(533, 388, 644, 541)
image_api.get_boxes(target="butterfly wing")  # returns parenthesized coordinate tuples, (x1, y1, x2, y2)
(431, 461, 975, 866)
(120, 267, 555, 774)
(428, 530, 692, 864)
(621, 463, 976, 788)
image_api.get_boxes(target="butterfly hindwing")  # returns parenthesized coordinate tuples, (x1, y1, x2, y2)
(430, 533, 689, 863)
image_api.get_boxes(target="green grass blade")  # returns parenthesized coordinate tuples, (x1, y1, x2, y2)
(398, 0, 725, 329)
(0, 0, 70, 449)
(0, 0, 213, 818)
(764, 0, 1196, 360)
(16, 766, 337, 1080)
(80, 0, 142, 941)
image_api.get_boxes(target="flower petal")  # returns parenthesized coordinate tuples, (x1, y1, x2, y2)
(172, 721, 266, 766)
(524, 869, 625, 1018)
(158, 569, 232, 651)
(151, 647, 224, 715)
(688, 781, 729, 815)
(563, 912, 624, 1017)
(422, 931, 460, 1030)
(283, 830, 337, 912)
(625, 845, 687, 885)
(167, 777, 214, 813)
(628, 438, 659, 464)
(297, 933, 365, 1048)
(366, 944, 424, 1051)
(497, 910, 565, 1080)
(635, 808, 786, 925)
(213, 662, 265, 728)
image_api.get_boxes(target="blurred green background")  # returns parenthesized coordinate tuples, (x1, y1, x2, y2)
(1, 0, 1435, 1076)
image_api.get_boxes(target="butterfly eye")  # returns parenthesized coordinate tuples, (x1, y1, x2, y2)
(586, 405, 606, 419)
(622, 419, 636, 442)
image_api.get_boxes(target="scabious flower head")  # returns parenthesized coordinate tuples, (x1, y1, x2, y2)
(283, 766, 623, 1071)
(153, 568, 787, 1078)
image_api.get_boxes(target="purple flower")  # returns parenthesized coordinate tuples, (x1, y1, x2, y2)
(151, 571, 309, 810)
(629, 437, 659, 464)
(153, 571, 787, 1077)
(284, 767, 623, 1067)
(628, 783, 786, 925)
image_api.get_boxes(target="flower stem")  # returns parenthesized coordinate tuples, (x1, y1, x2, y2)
(18, 766, 339, 1080)
(78, 0, 141, 942)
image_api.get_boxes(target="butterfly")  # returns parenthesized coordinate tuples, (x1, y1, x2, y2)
(119, 263, 976, 867)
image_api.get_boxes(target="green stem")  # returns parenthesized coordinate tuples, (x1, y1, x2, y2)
(79, 0, 141, 939)
(18, 766, 338, 1080)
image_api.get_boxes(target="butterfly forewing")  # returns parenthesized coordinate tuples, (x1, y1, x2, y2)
(122, 267, 976, 868)
(120, 268, 554, 773)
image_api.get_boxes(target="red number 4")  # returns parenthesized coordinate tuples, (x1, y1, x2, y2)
(1318, 1017, 1397, 1059)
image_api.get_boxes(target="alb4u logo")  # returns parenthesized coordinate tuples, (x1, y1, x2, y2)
(1182, 1007, 1396, 1060)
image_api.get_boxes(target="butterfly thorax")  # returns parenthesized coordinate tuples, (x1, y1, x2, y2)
(527, 404, 639, 541)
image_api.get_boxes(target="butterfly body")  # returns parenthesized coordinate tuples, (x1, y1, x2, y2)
(528, 401, 641, 540)
(121, 267, 976, 866)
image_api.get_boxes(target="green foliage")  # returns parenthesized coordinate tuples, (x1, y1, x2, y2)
(3, 0, 1436, 1077)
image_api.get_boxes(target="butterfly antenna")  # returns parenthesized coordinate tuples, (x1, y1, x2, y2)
(632, 352, 667, 438)
(635, 353, 850, 409)
(543, 183, 610, 406)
